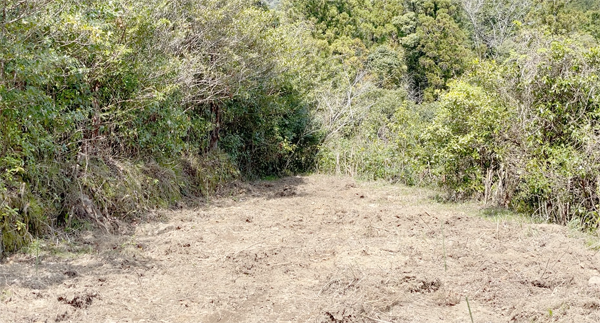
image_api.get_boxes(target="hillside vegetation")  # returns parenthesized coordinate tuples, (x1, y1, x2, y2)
(1, 0, 599, 252)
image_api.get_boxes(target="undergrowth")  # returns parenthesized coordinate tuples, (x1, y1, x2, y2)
(0, 0, 317, 255)
(0, 151, 238, 254)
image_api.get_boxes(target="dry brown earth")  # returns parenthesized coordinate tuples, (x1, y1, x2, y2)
(2, 175, 600, 323)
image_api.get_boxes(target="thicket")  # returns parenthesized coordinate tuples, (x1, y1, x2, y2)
(2, 0, 600, 253)
(284, 0, 600, 228)
(0, 0, 320, 252)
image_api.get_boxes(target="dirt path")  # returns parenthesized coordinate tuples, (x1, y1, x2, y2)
(2, 175, 600, 323)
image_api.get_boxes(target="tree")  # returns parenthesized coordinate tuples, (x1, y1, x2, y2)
(526, 0, 588, 36)
(401, 0, 471, 101)
(460, 0, 532, 57)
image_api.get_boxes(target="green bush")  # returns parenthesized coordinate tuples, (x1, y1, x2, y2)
(426, 39, 600, 227)
(514, 41, 600, 226)
(0, 0, 319, 252)
(428, 78, 514, 199)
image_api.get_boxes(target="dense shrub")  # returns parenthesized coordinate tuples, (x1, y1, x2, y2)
(427, 79, 514, 200)
(0, 0, 319, 252)
(428, 38, 600, 227)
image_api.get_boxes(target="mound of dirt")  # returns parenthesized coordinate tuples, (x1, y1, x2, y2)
(2, 175, 600, 322)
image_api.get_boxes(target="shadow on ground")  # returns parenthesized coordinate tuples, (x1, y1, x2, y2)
(0, 176, 307, 291)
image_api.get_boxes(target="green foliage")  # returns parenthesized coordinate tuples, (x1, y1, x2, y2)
(317, 89, 434, 184)
(427, 78, 513, 198)
(285, 0, 471, 101)
(0, 0, 320, 252)
(367, 45, 406, 88)
(415, 8, 470, 101)
(583, 10, 600, 40)
(308, 1, 600, 231)
(2, 0, 600, 252)
(426, 36, 600, 227)
(515, 40, 600, 225)
(283, 0, 405, 49)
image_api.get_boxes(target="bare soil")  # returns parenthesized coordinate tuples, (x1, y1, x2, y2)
(2, 175, 600, 323)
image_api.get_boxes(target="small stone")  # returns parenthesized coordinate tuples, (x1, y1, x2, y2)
(588, 276, 600, 286)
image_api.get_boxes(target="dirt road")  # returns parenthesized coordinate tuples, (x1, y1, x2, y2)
(2, 175, 600, 322)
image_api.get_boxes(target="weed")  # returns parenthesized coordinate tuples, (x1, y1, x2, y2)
(30, 239, 42, 275)
(466, 296, 474, 323)
(261, 175, 279, 181)
(585, 238, 600, 251)
(481, 207, 514, 218)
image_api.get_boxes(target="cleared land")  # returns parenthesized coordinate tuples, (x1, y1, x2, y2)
(2, 175, 600, 322)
